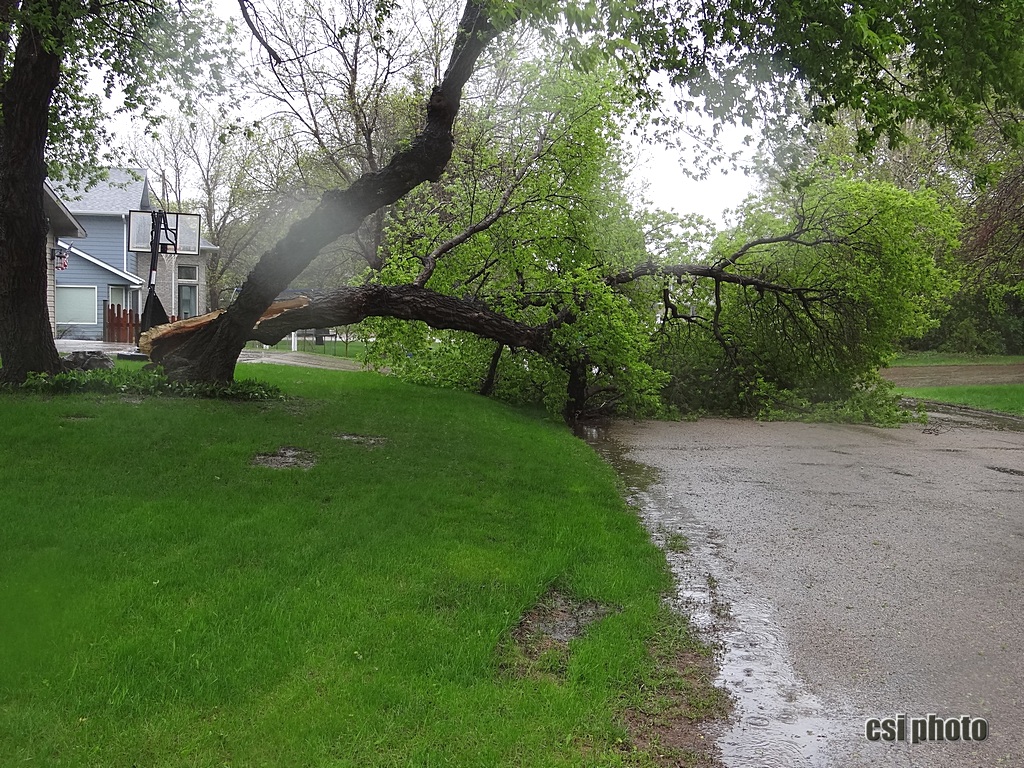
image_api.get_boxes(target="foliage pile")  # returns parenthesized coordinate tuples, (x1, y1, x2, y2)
(652, 173, 958, 421)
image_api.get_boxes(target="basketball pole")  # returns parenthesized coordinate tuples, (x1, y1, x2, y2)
(139, 210, 171, 339)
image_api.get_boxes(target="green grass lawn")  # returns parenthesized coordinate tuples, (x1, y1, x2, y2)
(0, 366, 720, 766)
(890, 351, 1024, 367)
(898, 383, 1024, 416)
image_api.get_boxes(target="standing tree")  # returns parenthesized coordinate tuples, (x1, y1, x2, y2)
(0, 0, 66, 382)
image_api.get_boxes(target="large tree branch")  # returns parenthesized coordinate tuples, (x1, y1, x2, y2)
(606, 262, 829, 297)
(144, 285, 554, 363)
(249, 284, 552, 352)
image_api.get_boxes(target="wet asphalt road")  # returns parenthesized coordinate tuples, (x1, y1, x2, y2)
(608, 415, 1024, 768)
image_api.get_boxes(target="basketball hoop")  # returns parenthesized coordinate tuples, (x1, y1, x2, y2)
(128, 210, 201, 255)
(129, 209, 203, 336)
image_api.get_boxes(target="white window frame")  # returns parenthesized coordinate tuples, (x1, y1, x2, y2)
(176, 264, 198, 281)
(174, 261, 200, 318)
(56, 286, 98, 325)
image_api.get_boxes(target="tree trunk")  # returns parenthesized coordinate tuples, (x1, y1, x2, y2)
(563, 357, 590, 425)
(160, 0, 501, 383)
(0, 4, 64, 384)
(479, 343, 503, 396)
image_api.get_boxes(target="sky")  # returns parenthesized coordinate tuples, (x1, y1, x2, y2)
(631, 139, 758, 228)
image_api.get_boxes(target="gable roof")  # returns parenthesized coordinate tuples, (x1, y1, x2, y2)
(57, 241, 146, 284)
(43, 182, 87, 238)
(57, 168, 153, 215)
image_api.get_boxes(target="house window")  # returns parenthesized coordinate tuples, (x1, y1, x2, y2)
(56, 286, 97, 324)
(178, 284, 198, 320)
(176, 262, 199, 319)
(109, 285, 128, 309)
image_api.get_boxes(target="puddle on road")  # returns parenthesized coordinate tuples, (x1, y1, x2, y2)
(579, 423, 836, 768)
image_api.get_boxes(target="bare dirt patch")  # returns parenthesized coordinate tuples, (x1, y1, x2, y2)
(501, 589, 618, 683)
(504, 586, 727, 767)
(621, 648, 726, 768)
(881, 362, 1024, 387)
(251, 446, 317, 469)
(510, 588, 616, 662)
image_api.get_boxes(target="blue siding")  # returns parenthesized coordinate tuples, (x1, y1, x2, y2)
(56, 255, 134, 340)
(63, 214, 128, 273)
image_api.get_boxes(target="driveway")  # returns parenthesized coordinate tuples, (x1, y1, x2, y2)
(605, 415, 1024, 767)
(881, 363, 1024, 387)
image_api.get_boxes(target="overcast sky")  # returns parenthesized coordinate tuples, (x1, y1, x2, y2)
(627, 115, 762, 228)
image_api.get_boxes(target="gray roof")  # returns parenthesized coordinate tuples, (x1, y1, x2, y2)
(57, 168, 153, 215)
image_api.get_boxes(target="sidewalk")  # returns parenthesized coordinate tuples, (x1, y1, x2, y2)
(55, 340, 365, 372)
(56, 340, 140, 354)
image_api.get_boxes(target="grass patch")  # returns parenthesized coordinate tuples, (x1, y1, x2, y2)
(664, 533, 690, 554)
(899, 383, 1024, 416)
(0, 365, 723, 766)
(890, 351, 1024, 367)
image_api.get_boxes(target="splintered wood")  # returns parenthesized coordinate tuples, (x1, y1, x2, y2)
(139, 297, 311, 362)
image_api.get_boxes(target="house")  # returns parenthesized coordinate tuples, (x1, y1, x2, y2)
(53, 168, 215, 340)
(43, 182, 87, 334)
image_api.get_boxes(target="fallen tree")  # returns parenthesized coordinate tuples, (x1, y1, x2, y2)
(154, 0, 1024, 391)
(143, 169, 957, 424)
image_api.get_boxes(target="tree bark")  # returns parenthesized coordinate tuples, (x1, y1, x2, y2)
(563, 356, 590, 424)
(0, 1, 64, 384)
(143, 286, 551, 363)
(160, 0, 503, 383)
(479, 342, 502, 396)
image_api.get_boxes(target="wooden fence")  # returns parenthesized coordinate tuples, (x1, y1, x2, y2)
(104, 303, 178, 343)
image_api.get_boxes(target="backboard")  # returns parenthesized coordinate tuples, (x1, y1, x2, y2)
(128, 210, 202, 255)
